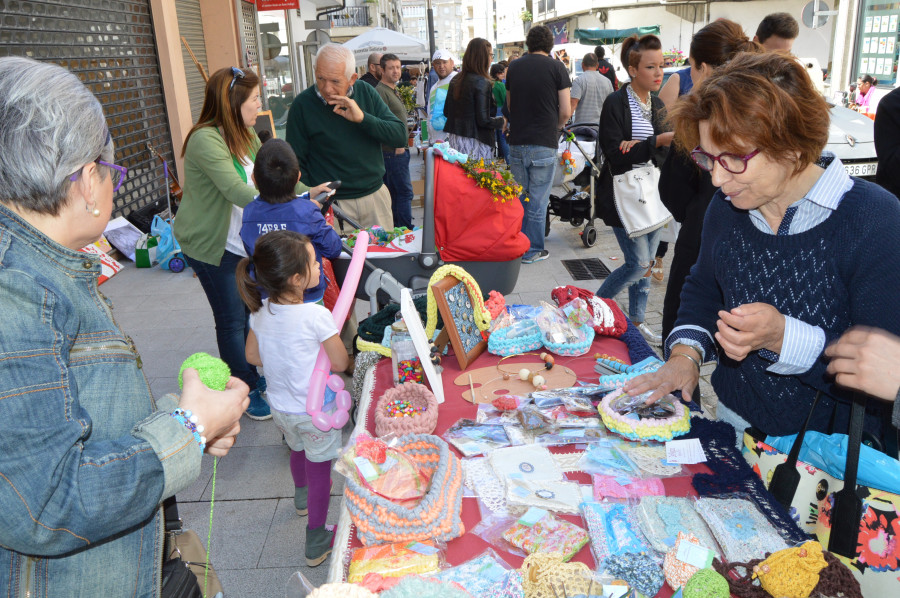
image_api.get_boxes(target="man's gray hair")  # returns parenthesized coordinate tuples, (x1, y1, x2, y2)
(316, 44, 356, 80)
(0, 57, 111, 216)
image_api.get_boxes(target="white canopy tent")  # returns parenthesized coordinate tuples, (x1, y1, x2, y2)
(341, 28, 429, 67)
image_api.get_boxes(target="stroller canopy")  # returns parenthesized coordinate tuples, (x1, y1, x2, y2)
(433, 158, 530, 262)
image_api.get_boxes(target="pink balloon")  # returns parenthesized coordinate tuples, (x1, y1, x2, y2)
(335, 389, 352, 411)
(308, 232, 369, 432)
(327, 376, 345, 392)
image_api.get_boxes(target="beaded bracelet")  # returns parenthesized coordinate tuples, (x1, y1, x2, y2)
(172, 408, 207, 451)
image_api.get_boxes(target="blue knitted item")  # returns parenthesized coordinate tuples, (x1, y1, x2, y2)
(619, 317, 659, 364)
(684, 417, 810, 546)
(675, 181, 900, 437)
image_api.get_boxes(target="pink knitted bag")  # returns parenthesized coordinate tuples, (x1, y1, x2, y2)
(374, 383, 439, 437)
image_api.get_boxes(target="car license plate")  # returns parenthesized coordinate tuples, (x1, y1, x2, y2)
(844, 162, 878, 177)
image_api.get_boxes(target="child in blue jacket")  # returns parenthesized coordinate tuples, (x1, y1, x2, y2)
(241, 139, 341, 304)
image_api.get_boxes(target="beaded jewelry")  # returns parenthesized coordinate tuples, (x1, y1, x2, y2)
(496, 352, 556, 390)
(172, 408, 206, 451)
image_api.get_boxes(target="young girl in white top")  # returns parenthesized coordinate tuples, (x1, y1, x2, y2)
(236, 230, 349, 567)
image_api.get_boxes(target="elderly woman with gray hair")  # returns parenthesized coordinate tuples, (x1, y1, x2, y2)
(0, 57, 248, 596)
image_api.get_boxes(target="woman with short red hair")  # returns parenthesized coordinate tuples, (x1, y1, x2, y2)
(625, 52, 900, 445)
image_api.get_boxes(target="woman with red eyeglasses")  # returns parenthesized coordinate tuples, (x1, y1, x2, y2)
(625, 52, 900, 445)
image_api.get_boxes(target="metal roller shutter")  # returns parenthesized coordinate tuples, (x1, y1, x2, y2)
(239, 1, 260, 70)
(0, 0, 176, 218)
(177, 0, 209, 123)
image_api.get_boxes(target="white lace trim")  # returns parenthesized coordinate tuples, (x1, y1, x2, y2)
(463, 456, 509, 513)
(622, 445, 684, 477)
(506, 478, 584, 514)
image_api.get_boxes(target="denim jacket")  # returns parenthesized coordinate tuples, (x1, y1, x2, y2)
(0, 205, 201, 597)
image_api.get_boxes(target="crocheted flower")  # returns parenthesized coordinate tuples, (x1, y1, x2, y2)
(856, 507, 900, 572)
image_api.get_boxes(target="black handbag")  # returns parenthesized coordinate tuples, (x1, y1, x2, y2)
(160, 497, 204, 598)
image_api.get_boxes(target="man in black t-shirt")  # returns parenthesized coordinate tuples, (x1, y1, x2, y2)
(593, 45, 618, 91)
(507, 25, 571, 264)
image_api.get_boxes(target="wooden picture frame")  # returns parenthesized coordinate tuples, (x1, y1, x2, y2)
(431, 274, 487, 370)
(253, 110, 275, 140)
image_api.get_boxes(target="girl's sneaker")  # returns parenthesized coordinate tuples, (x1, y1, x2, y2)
(305, 524, 335, 567)
(245, 389, 272, 420)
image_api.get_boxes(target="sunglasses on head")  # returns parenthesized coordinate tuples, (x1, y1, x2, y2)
(229, 67, 245, 90)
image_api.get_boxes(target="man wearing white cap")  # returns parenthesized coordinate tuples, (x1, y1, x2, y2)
(426, 49, 457, 144)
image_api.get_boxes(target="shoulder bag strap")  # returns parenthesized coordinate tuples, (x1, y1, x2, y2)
(828, 394, 867, 558)
(768, 390, 824, 509)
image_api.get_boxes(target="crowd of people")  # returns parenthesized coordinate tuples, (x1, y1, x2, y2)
(3, 9, 900, 595)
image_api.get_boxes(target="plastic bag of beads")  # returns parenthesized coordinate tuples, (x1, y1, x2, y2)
(430, 548, 512, 596)
(346, 540, 447, 584)
(602, 553, 664, 598)
(444, 419, 512, 457)
(531, 388, 597, 413)
(500, 508, 590, 562)
(533, 427, 605, 447)
(334, 431, 429, 505)
(470, 513, 528, 557)
(535, 302, 594, 356)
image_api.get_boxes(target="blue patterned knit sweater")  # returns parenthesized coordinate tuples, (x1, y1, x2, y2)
(675, 179, 900, 437)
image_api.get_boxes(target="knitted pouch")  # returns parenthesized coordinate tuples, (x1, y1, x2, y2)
(344, 434, 465, 545)
(374, 383, 439, 437)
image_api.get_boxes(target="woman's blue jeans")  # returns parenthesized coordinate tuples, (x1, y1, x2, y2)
(597, 226, 662, 323)
(185, 251, 259, 389)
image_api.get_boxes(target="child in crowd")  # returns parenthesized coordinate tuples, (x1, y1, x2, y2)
(241, 138, 341, 304)
(237, 230, 350, 566)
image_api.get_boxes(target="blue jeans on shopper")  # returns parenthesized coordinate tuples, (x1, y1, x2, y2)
(597, 226, 662, 323)
(383, 149, 414, 230)
(185, 251, 260, 390)
(509, 144, 557, 259)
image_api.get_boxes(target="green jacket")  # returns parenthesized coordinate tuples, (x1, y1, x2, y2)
(375, 81, 409, 152)
(285, 80, 407, 200)
(173, 126, 308, 266)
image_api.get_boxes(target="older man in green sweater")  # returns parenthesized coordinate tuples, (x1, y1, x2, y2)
(285, 43, 407, 229)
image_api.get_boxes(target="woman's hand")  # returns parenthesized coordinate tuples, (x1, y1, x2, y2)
(825, 326, 900, 401)
(619, 139, 640, 153)
(715, 303, 785, 361)
(623, 351, 701, 404)
(178, 369, 250, 457)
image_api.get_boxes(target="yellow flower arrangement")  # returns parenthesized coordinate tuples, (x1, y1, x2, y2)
(460, 158, 528, 204)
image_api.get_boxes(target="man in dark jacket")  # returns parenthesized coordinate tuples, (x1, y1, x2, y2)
(360, 52, 383, 87)
(593, 45, 618, 91)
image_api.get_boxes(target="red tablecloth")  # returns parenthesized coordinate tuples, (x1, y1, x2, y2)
(350, 337, 708, 595)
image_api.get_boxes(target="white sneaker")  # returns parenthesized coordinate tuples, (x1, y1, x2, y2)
(637, 322, 662, 347)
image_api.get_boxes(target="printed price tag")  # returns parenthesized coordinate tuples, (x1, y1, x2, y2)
(405, 541, 440, 555)
(354, 456, 379, 482)
(676, 541, 715, 569)
(517, 507, 548, 527)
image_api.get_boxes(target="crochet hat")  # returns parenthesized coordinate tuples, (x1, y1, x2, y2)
(752, 541, 827, 598)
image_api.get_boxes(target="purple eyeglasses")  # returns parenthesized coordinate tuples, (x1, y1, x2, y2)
(690, 146, 761, 174)
(69, 158, 129, 193)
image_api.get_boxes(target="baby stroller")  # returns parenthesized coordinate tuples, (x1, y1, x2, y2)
(546, 122, 603, 247)
(330, 147, 527, 315)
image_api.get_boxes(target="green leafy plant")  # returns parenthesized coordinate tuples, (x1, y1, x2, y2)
(396, 84, 417, 113)
(520, 10, 533, 22)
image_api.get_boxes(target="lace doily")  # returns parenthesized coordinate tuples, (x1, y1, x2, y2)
(636, 496, 719, 554)
(506, 478, 583, 514)
(694, 497, 789, 563)
(621, 444, 684, 477)
(551, 451, 584, 472)
(520, 553, 597, 598)
(490, 444, 562, 483)
(463, 457, 508, 513)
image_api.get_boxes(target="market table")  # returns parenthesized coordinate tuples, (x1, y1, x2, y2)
(327, 334, 714, 597)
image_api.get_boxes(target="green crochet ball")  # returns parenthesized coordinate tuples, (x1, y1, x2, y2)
(179, 352, 231, 391)
(683, 568, 730, 598)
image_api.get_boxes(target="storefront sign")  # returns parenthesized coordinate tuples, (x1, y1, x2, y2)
(854, 0, 899, 87)
(548, 19, 568, 45)
(257, 0, 299, 11)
